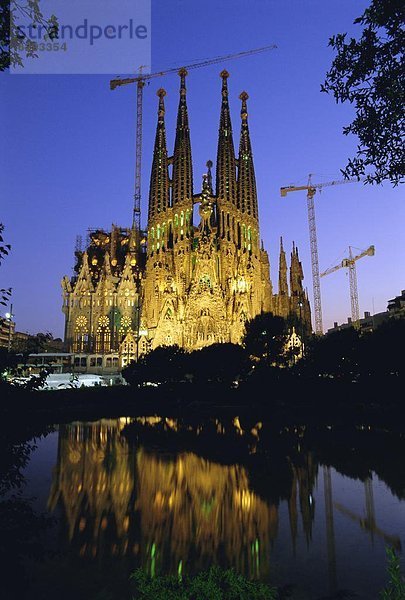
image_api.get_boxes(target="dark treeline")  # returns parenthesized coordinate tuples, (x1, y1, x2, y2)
(122, 313, 404, 387)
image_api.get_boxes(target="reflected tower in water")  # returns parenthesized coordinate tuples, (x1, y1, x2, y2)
(48, 419, 319, 579)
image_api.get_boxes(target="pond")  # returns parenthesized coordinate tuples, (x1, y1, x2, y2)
(5, 416, 405, 599)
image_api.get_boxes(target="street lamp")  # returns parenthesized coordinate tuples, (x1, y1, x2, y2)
(5, 303, 13, 352)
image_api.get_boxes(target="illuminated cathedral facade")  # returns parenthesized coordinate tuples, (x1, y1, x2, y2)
(62, 70, 311, 364)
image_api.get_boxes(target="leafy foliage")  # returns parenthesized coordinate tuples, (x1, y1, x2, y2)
(0, 223, 11, 307)
(130, 566, 277, 600)
(380, 547, 405, 599)
(243, 313, 289, 367)
(302, 327, 361, 379)
(0, 422, 55, 600)
(123, 343, 249, 387)
(0, 0, 58, 71)
(12, 330, 54, 357)
(358, 318, 405, 377)
(299, 318, 405, 380)
(123, 345, 187, 387)
(0, 331, 54, 389)
(322, 0, 404, 185)
(185, 343, 249, 385)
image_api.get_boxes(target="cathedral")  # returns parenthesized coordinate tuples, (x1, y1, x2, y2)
(62, 70, 311, 365)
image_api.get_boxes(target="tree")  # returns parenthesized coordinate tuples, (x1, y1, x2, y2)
(301, 327, 361, 380)
(243, 313, 289, 367)
(12, 331, 54, 358)
(185, 343, 249, 385)
(122, 345, 187, 387)
(0, 0, 58, 71)
(322, 0, 404, 186)
(358, 318, 405, 377)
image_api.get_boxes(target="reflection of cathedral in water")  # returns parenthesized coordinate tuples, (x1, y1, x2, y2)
(48, 419, 317, 579)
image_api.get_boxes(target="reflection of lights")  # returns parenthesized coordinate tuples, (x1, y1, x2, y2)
(51, 420, 289, 573)
(251, 422, 262, 439)
(118, 417, 133, 430)
(234, 489, 255, 510)
(154, 491, 164, 507)
(233, 416, 244, 435)
(136, 416, 162, 426)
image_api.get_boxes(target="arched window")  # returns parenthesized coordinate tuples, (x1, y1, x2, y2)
(96, 315, 111, 353)
(74, 315, 88, 352)
(119, 314, 132, 341)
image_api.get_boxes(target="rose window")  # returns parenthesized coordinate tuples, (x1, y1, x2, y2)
(121, 315, 132, 328)
(98, 315, 109, 328)
(76, 315, 88, 329)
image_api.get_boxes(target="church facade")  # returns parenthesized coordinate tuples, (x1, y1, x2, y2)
(62, 70, 311, 365)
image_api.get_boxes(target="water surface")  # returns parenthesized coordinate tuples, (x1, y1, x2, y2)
(17, 417, 405, 598)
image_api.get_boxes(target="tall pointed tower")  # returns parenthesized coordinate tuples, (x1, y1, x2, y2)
(172, 68, 193, 208)
(62, 71, 311, 363)
(140, 72, 274, 349)
(237, 91, 258, 220)
(216, 71, 237, 209)
(289, 243, 312, 332)
(148, 89, 170, 222)
(276, 236, 290, 317)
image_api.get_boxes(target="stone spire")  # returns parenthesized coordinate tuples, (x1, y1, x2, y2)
(216, 70, 237, 205)
(277, 236, 289, 317)
(199, 172, 215, 237)
(172, 68, 193, 206)
(289, 243, 312, 333)
(290, 242, 304, 297)
(278, 237, 288, 297)
(149, 89, 170, 221)
(237, 91, 258, 219)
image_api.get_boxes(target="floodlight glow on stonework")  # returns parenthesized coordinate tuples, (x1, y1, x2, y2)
(61, 73, 312, 361)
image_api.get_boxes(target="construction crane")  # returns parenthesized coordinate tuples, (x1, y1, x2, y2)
(320, 245, 375, 327)
(280, 175, 360, 335)
(110, 44, 277, 255)
(334, 477, 401, 550)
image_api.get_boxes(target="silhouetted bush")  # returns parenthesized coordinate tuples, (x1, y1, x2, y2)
(130, 566, 278, 599)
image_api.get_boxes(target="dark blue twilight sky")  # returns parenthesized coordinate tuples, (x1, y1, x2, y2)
(1, 0, 404, 337)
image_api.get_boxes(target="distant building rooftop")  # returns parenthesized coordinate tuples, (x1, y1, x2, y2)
(327, 288, 405, 335)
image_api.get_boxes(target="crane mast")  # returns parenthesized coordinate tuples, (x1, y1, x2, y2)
(320, 245, 375, 327)
(280, 176, 361, 335)
(306, 182, 323, 335)
(348, 247, 360, 324)
(133, 80, 145, 242)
